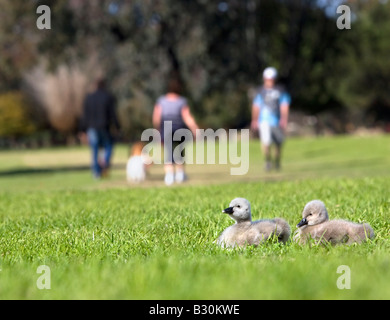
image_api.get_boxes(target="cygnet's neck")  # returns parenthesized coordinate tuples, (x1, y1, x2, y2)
(234, 218, 252, 225)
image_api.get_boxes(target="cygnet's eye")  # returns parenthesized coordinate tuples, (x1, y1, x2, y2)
(308, 213, 312, 216)
(236, 205, 241, 208)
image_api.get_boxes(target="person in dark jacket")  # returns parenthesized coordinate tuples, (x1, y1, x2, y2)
(80, 78, 120, 178)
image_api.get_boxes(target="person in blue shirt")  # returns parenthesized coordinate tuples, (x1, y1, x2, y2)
(251, 67, 291, 171)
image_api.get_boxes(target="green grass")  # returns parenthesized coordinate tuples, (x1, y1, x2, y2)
(0, 135, 389, 299)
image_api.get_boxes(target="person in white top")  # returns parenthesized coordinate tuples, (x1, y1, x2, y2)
(251, 67, 291, 171)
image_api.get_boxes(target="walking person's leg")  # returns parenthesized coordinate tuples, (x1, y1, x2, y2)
(172, 135, 187, 183)
(101, 130, 113, 177)
(87, 128, 101, 178)
(163, 140, 175, 186)
(262, 144, 272, 171)
(271, 126, 285, 170)
(274, 145, 282, 170)
(164, 164, 175, 186)
(162, 122, 175, 186)
(259, 122, 272, 171)
(175, 164, 187, 183)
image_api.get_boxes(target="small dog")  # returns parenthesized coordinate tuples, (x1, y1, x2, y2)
(126, 142, 151, 183)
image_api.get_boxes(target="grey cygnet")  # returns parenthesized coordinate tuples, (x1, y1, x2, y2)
(295, 200, 375, 245)
(216, 198, 291, 248)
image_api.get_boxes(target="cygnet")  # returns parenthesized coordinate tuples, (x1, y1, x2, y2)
(216, 198, 291, 248)
(295, 200, 375, 245)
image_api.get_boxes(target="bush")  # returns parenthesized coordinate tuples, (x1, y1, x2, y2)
(197, 89, 251, 129)
(0, 92, 36, 138)
(23, 61, 98, 134)
(118, 90, 154, 141)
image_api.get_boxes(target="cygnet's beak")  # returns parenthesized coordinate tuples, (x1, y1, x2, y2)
(297, 218, 308, 228)
(222, 207, 234, 214)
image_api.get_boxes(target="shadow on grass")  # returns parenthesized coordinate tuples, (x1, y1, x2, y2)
(0, 163, 125, 177)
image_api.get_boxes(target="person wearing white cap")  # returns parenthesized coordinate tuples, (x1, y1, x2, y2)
(251, 67, 291, 171)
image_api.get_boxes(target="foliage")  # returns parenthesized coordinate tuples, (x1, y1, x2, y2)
(1, 0, 390, 139)
(0, 92, 36, 138)
(334, 1, 390, 125)
(117, 89, 154, 141)
(199, 89, 250, 129)
(0, 0, 40, 91)
(23, 60, 98, 133)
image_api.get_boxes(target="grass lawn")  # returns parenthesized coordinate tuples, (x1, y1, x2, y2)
(0, 135, 389, 299)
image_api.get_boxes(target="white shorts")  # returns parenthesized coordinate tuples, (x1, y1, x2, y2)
(259, 122, 284, 146)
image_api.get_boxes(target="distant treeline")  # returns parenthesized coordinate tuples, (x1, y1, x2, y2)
(0, 0, 389, 143)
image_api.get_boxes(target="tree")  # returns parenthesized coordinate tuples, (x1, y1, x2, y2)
(23, 59, 100, 134)
(334, 0, 390, 126)
(0, 0, 40, 92)
(1, 0, 389, 143)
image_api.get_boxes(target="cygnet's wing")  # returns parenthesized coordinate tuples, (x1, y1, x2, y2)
(273, 218, 291, 242)
(216, 224, 251, 247)
(250, 219, 280, 242)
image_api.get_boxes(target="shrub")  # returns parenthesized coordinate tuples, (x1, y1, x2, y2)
(0, 92, 36, 138)
(23, 60, 99, 134)
(197, 89, 251, 129)
(118, 90, 153, 141)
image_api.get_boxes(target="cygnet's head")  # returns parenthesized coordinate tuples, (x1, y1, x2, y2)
(222, 198, 252, 222)
(297, 200, 329, 228)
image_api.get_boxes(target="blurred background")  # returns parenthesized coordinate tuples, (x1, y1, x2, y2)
(0, 0, 389, 148)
